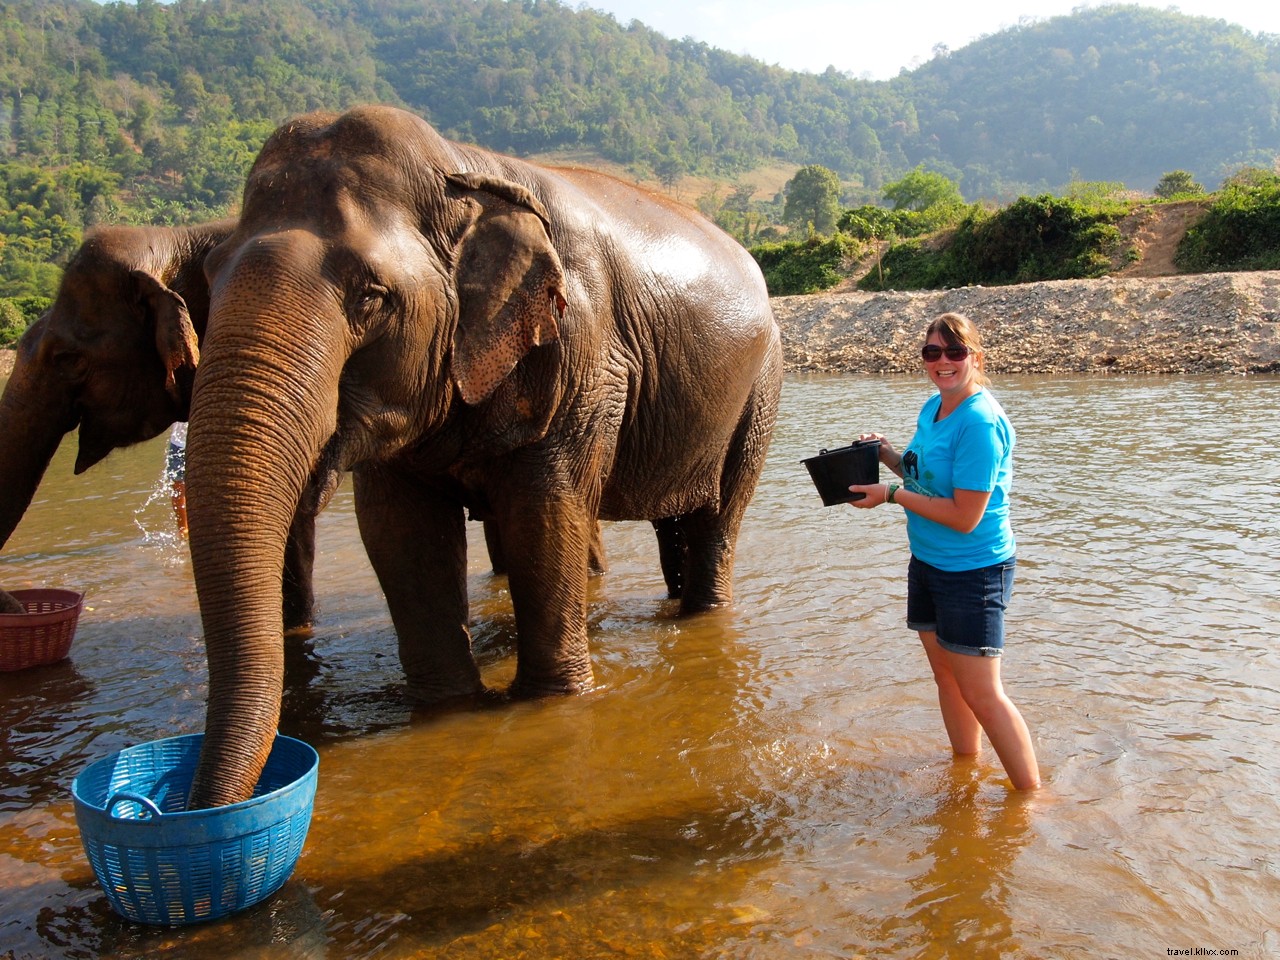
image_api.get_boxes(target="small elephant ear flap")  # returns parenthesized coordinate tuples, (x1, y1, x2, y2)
(132, 269, 200, 404)
(446, 172, 554, 235)
(449, 176, 568, 406)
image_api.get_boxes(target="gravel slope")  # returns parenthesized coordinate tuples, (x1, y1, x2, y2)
(5, 270, 1279, 379)
(772, 271, 1280, 375)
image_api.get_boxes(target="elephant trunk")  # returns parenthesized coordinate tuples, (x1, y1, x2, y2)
(0, 331, 75, 553)
(184, 301, 344, 808)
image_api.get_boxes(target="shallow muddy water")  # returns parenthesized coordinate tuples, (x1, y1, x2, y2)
(1, 373, 1277, 959)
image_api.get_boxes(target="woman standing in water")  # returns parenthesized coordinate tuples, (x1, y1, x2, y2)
(850, 312, 1040, 790)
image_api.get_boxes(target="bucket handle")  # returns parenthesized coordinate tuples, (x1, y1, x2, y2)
(106, 791, 164, 821)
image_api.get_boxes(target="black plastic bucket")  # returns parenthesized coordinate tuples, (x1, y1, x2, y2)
(802, 439, 881, 505)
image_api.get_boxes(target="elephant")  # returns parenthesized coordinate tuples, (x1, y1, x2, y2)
(0, 216, 598, 619)
(0, 218, 601, 627)
(183, 104, 783, 807)
(0, 221, 321, 631)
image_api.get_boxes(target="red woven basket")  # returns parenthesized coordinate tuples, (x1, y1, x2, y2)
(0, 589, 84, 671)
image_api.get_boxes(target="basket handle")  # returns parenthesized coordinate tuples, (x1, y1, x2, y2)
(106, 791, 164, 821)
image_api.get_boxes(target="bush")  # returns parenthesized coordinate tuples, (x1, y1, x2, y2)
(859, 195, 1124, 291)
(1154, 170, 1205, 199)
(0, 296, 50, 346)
(949, 195, 1123, 284)
(751, 233, 863, 296)
(837, 205, 910, 240)
(857, 238, 951, 291)
(0, 299, 27, 346)
(838, 201, 969, 241)
(1174, 174, 1280, 272)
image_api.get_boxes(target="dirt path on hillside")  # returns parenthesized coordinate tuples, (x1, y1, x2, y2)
(1112, 199, 1208, 277)
(839, 198, 1209, 290)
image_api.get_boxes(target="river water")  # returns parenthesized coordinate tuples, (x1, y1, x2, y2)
(1, 373, 1276, 959)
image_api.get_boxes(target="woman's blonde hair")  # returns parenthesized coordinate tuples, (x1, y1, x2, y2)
(925, 312, 990, 386)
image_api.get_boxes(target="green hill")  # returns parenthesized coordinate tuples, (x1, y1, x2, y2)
(1, 0, 1278, 301)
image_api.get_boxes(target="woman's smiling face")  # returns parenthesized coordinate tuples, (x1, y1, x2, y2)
(923, 332, 981, 398)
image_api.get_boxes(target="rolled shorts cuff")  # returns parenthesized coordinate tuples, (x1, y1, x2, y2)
(906, 620, 1004, 657)
(937, 636, 1003, 658)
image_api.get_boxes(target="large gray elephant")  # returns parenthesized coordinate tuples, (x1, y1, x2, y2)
(184, 104, 783, 807)
(0, 221, 320, 630)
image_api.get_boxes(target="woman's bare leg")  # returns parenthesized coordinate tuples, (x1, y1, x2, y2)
(920, 631, 1040, 789)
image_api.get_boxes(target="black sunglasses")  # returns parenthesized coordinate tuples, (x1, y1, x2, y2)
(921, 344, 972, 362)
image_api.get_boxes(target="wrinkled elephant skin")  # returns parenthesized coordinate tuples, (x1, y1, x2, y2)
(185, 105, 783, 807)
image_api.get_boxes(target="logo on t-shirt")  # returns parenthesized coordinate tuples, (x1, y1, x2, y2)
(901, 449, 941, 497)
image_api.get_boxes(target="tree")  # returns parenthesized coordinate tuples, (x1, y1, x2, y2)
(654, 152, 688, 194)
(883, 167, 963, 212)
(1154, 170, 1204, 198)
(0, 299, 26, 346)
(783, 165, 842, 235)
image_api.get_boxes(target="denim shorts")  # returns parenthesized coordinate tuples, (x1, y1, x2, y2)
(906, 555, 1016, 657)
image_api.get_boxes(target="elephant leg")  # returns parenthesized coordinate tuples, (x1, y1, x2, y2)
(678, 360, 781, 613)
(586, 520, 607, 578)
(497, 500, 595, 698)
(493, 516, 605, 579)
(652, 517, 686, 599)
(673, 507, 736, 612)
(353, 467, 483, 704)
(483, 519, 507, 575)
(282, 508, 317, 635)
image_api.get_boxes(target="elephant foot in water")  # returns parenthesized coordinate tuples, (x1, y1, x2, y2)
(406, 683, 504, 720)
(506, 663, 596, 700)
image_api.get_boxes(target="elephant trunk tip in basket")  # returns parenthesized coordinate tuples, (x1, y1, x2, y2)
(0, 588, 85, 671)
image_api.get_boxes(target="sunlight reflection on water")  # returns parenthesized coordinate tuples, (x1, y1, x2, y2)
(1, 373, 1277, 958)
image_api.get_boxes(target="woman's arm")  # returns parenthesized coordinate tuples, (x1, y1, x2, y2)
(849, 482, 991, 533)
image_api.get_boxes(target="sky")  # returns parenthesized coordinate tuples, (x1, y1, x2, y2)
(573, 0, 1280, 81)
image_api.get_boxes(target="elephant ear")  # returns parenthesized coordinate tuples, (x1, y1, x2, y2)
(132, 269, 200, 404)
(447, 172, 568, 406)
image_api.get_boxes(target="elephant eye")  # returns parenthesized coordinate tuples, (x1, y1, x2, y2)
(349, 284, 391, 324)
(52, 348, 89, 384)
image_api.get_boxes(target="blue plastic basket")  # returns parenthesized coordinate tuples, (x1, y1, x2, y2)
(71, 733, 319, 926)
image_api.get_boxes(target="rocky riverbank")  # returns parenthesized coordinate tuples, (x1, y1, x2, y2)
(771, 270, 1280, 375)
(5, 270, 1279, 380)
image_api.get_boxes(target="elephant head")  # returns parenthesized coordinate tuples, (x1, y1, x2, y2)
(0, 222, 218, 567)
(185, 105, 780, 808)
(0, 220, 322, 632)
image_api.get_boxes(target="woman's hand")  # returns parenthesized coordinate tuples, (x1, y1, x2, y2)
(847, 483, 890, 509)
(859, 433, 903, 476)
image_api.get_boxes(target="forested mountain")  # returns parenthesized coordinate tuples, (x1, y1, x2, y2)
(903, 6, 1280, 197)
(1, 0, 1278, 300)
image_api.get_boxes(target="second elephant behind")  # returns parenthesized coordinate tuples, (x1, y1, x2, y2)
(0, 221, 324, 630)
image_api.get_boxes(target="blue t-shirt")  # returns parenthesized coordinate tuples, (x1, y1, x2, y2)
(901, 389, 1015, 571)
